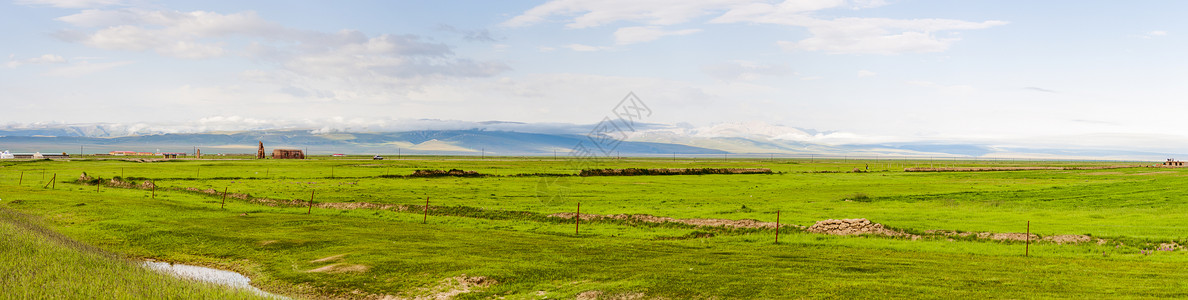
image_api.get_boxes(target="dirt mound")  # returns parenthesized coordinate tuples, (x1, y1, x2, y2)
(1041, 235, 1092, 244)
(409, 169, 483, 178)
(579, 168, 771, 176)
(925, 230, 1097, 244)
(405, 275, 494, 300)
(576, 291, 647, 300)
(806, 219, 915, 238)
(547, 213, 795, 229)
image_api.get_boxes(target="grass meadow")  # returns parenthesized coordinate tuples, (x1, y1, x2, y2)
(2, 157, 1187, 298)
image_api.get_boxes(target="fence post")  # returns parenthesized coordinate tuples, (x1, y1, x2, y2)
(19, 171, 23, 185)
(1025, 221, 1030, 257)
(151, 182, 156, 199)
(423, 197, 429, 224)
(43, 174, 56, 189)
(221, 187, 228, 209)
(51, 174, 56, 189)
(775, 209, 780, 244)
(575, 202, 581, 235)
(96, 181, 100, 193)
(307, 190, 314, 214)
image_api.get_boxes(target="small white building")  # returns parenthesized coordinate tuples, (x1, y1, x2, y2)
(0, 150, 12, 159)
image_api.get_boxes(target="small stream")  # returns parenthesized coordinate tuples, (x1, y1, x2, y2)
(143, 260, 288, 299)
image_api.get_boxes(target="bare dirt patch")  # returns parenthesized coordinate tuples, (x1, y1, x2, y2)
(925, 230, 1101, 244)
(404, 275, 494, 300)
(579, 168, 771, 176)
(547, 213, 799, 229)
(1042, 235, 1092, 244)
(575, 291, 647, 300)
(258, 240, 278, 246)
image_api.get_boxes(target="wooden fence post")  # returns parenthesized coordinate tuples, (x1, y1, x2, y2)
(96, 181, 100, 193)
(575, 202, 581, 235)
(1025, 221, 1030, 257)
(19, 171, 23, 185)
(221, 187, 228, 209)
(151, 182, 156, 199)
(43, 174, 56, 189)
(775, 210, 780, 244)
(307, 190, 314, 214)
(423, 197, 429, 224)
(51, 174, 56, 189)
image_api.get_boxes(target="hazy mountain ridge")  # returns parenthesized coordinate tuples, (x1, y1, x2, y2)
(0, 123, 1174, 160)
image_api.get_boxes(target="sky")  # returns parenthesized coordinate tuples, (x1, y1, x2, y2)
(3, 0, 1188, 152)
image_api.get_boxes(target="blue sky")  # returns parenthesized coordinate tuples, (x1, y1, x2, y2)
(3, 0, 1188, 151)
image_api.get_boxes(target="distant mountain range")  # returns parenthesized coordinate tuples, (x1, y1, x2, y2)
(0, 122, 1173, 160)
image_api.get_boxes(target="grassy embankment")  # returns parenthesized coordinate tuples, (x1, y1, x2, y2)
(0, 207, 267, 299)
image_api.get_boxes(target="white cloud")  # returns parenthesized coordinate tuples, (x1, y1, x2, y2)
(6, 54, 68, 68)
(857, 69, 876, 77)
(15, 0, 125, 8)
(562, 43, 611, 51)
(42, 60, 133, 77)
(502, 0, 752, 28)
(47, 7, 509, 101)
(1140, 30, 1167, 39)
(507, 0, 1004, 55)
(613, 26, 701, 44)
(768, 17, 1007, 54)
(55, 9, 287, 59)
(701, 60, 791, 81)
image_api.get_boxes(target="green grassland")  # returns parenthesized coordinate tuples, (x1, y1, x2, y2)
(0, 207, 267, 299)
(2, 157, 1187, 298)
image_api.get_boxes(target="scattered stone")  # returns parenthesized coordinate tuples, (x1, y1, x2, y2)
(805, 218, 914, 238)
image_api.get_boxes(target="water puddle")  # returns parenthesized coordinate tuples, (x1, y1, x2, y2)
(143, 260, 287, 299)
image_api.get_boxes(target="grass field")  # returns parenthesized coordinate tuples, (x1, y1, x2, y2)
(2, 157, 1187, 298)
(0, 207, 267, 299)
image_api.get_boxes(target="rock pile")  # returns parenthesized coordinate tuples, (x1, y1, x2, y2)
(806, 218, 911, 238)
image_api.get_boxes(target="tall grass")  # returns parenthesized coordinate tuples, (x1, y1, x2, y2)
(0, 208, 268, 300)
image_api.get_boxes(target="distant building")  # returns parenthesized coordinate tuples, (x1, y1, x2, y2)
(11, 152, 69, 159)
(0, 151, 12, 159)
(272, 149, 305, 159)
(110, 151, 155, 156)
(331, 153, 346, 157)
(1163, 159, 1185, 167)
(161, 152, 186, 158)
(257, 141, 265, 159)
